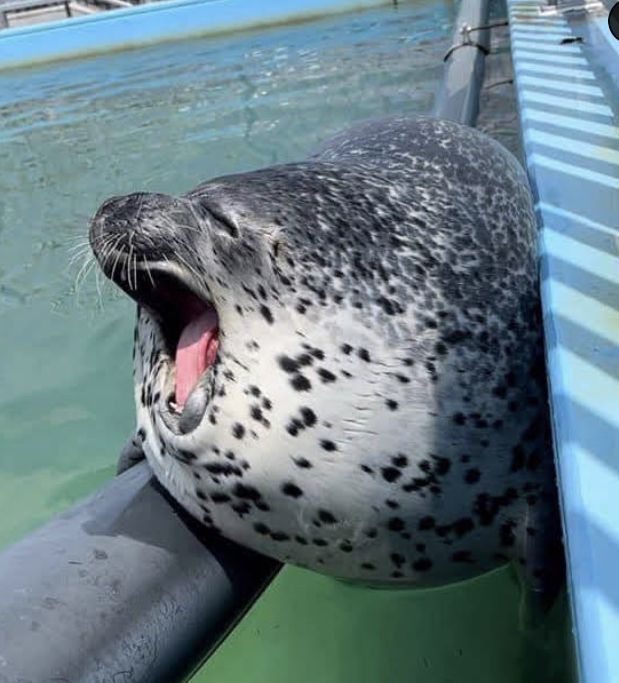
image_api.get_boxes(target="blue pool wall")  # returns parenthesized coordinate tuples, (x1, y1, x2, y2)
(0, 0, 391, 71)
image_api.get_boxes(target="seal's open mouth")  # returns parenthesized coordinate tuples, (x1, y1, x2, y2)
(174, 305, 219, 409)
(118, 265, 220, 422)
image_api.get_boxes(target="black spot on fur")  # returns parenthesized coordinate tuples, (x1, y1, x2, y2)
(282, 482, 303, 498)
(418, 516, 435, 530)
(278, 355, 298, 373)
(260, 305, 274, 324)
(233, 483, 262, 501)
(232, 423, 245, 439)
(293, 457, 313, 469)
(357, 348, 371, 362)
(392, 454, 408, 468)
(291, 374, 311, 391)
(300, 407, 317, 427)
(433, 456, 451, 476)
(500, 521, 516, 547)
(388, 517, 405, 532)
(286, 421, 301, 437)
(510, 444, 526, 472)
(296, 353, 313, 367)
(271, 531, 290, 542)
(413, 558, 433, 572)
(232, 501, 251, 517)
(318, 368, 337, 383)
(320, 439, 337, 452)
(381, 467, 401, 483)
(390, 553, 405, 567)
(453, 517, 475, 537)
(318, 509, 337, 524)
(464, 468, 481, 484)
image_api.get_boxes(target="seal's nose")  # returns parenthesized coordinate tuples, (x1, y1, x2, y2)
(89, 192, 199, 272)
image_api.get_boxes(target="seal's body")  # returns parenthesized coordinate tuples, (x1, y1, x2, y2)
(90, 116, 562, 594)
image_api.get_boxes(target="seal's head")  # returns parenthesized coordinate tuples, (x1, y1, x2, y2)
(89, 189, 294, 439)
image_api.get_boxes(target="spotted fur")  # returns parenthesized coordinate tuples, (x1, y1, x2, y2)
(90, 115, 562, 593)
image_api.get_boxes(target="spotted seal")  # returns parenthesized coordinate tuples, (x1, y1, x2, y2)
(89, 115, 563, 600)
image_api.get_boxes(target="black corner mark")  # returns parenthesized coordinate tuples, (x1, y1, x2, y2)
(610, 2, 619, 41)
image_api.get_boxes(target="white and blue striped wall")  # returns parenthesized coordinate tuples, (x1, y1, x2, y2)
(508, 2, 619, 682)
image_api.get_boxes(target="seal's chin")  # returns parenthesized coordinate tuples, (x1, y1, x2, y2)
(118, 263, 220, 434)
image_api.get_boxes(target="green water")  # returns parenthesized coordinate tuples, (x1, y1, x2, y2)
(0, 2, 574, 681)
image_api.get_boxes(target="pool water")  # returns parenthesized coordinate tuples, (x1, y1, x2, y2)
(0, 2, 575, 681)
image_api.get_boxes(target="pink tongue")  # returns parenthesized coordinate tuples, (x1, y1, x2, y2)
(175, 309, 219, 409)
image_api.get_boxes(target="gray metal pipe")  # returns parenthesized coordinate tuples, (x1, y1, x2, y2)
(0, 462, 280, 683)
(434, 0, 491, 126)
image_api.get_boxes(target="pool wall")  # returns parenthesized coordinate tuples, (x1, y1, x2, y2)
(508, 2, 619, 682)
(0, 0, 392, 71)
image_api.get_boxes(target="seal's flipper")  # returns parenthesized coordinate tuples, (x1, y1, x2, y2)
(117, 432, 146, 475)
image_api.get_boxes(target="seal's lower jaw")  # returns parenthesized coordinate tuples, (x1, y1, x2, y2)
(113, 263, 220, 435)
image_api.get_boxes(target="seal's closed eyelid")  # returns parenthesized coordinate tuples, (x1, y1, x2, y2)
(190, 198, 240, 239)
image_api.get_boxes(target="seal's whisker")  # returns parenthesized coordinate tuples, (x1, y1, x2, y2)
(126, 240, 134, 291)
(97, 233, 119, 271)
(104, 234, 124, 269)
(102, 234, 126, 276)
(109, 240, 127, 284)
(73, 254, 98, 308)
(68, 244, 91, 268)
(132, 251, 138, 293)
(175, 252, 204, 290)
(67, 239, 92, 257)
(143, 256, 156, 288)
(94, 264, 105, 311)
(74, 254, 93, 295)
(74, 251, 94, 285)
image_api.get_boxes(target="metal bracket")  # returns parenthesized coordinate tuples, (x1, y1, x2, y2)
(443, 22, 492, 62)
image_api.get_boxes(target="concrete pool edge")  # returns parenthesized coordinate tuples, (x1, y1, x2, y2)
(0, 0, 393, 71)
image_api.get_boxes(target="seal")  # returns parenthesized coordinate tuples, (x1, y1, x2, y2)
(89, 115, 562, 600)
